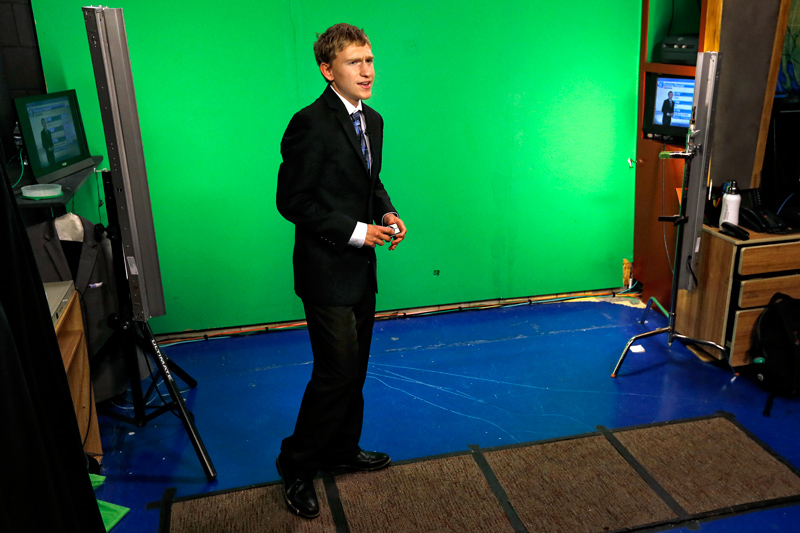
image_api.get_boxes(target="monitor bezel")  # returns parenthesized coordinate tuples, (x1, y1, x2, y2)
(13, 89, 96, 184)
(642, 72, 695, 144)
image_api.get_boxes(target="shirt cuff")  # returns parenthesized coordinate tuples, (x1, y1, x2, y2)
(348, 221, 368, 248)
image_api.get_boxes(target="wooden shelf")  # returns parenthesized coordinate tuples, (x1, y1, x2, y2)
(52, 291, 103, 461)
(641, 62, 696, 77)
(57, 330, 82, 369)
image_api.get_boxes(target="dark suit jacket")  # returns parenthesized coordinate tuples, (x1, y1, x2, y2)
(27, 216, 140, 402)
(26, 216, 117, 359)
(277, 85, 396, 306)
(41, 128, 54, 151)
(41, 128, 55, 165)
(662, 98, 675, 116)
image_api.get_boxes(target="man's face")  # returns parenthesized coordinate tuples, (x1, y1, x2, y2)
(320, 43, 374, 106)
(668, 92, 673, 99)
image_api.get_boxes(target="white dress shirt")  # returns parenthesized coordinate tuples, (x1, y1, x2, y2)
(329, 84, 396, 248)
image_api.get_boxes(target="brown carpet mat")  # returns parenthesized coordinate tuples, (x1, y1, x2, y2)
(157, 413, 800, 533)
(612, 416, 800, 515)
(167, 478, 338, 533)
(334, 454, 512, 532)
(484, 435, 678, 532)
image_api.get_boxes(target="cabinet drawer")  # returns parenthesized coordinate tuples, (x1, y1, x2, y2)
(729, 308, 762, 366)
(738, 274, 800, 309)
(739, 240, 800, 276)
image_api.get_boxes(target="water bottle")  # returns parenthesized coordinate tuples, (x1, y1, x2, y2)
(719, 180, 741, 226)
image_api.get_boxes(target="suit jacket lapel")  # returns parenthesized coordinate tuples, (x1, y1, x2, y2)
(338, 113, 370, 175)
(42, 220, 73, 281)
(75, 216, 97, 294)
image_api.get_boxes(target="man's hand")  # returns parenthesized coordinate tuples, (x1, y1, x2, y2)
(365, 224, 394, 248)
(383, 214, 406, 251)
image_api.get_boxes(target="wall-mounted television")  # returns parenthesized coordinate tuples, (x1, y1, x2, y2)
(642, 72, 696, 144)
(14, 89, 96, 184)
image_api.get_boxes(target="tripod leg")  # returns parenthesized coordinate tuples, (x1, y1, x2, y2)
(166, 359, 198, 389)
(138, 321, 217, 480)
(671, 333, 735, 373)
(638, 297, 669, 324)
(611, 327, 670, 378)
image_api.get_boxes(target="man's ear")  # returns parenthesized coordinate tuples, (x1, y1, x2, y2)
(320, 62, 334, 82)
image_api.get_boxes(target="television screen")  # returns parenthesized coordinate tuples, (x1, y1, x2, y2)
(14, 90, 96, 184)
(642, 72, 696, 144)
(652, 76, 694, 128)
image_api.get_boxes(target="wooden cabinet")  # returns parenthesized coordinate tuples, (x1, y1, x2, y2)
(46, 282, 103, 460)
(675, 226, 800, 366)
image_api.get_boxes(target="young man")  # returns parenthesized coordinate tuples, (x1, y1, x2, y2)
(40, 118, 55, 166)
(275, 23, 407, 519)
(662, 91, 675, 126)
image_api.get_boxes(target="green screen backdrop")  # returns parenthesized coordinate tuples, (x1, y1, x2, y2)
(30, 0, 641, 334)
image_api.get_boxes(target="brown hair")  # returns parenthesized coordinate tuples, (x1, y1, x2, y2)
(313, 23, 370, 67)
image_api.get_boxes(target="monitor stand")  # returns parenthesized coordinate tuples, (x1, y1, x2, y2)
(15, 155, 103, 211)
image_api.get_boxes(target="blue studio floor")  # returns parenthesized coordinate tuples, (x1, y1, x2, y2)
(93, 297, 800, 532)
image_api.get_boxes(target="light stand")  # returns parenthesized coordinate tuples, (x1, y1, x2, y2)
(102, 171, 216, 481)
(611, 148, 726, 377)
(612, 52, 729, 378)
(85, 7, 216, 480)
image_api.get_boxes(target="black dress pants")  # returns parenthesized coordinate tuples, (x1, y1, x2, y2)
(280, 290, 376, 479)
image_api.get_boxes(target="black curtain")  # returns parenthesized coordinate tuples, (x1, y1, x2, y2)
(0, 168, 104, 531)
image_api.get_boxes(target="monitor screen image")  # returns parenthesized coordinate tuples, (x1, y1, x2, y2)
(652, 76, 695, 128)
(14, 90, 95, 184)
(642, 72, 696, 143)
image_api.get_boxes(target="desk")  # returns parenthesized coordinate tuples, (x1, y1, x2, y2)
(676, 225, 800, 366)
(14, 155, 103, 210)
(44, 281, 103, 460)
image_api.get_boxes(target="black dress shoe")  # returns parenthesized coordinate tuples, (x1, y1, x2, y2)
(276, 456, 319, 519)
(322, 450, 391, 473)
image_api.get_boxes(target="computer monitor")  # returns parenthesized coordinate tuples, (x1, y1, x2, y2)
(642, 72, 696, 144)
(14, 90, 96, 184)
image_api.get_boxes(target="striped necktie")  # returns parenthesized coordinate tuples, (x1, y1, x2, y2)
(350, 111, 370, 170)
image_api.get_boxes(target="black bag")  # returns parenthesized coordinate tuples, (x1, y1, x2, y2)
(751, 292, 800, 399)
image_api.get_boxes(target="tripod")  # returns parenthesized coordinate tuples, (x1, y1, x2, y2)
(101, 172, 217, 481)
(611, 147, 727, 377)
